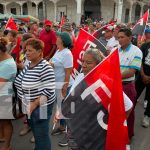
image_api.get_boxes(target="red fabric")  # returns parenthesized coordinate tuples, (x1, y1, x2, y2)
(108, 19, 117, 25)
(123, 82, 137, 139)
(132, 10, 149, 42)
(132, 10, 149, 31)
(84, 49, 128, 150)
(39, 29, 57, 58)
(71, 29, 107, 79)
(44, 20, 53, 26)
(71, 33, 76, 46)
(83, 27, 88, 32)
(17, 18, 30, 22)
(6, 16, 18, 31)
(60, 16, 65, 27)
(11, 37, 21, 63)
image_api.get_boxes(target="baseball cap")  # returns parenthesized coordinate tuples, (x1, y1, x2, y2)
(104, 25, 114, 32)
(56, 32, 72, 47)
(44, 20, 52, 26)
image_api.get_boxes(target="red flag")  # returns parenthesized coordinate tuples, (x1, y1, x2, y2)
(11, 37, 21, 63)
(5, 16, 18, 31)
(105, 50, 128, 150)
(60, 15, 65, 27)
(62, 49, 128, 150)
(71, 29, 107, 79)
(108, 19, 117, 25)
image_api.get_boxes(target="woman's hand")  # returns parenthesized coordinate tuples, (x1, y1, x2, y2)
(16, 62, 24, 70)
(26, 101, 38, 115)
(49, 61, 54, 68)
(62, 83, 68, 98)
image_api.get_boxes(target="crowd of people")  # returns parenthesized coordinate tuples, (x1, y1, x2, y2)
(0, 16, 150, 150)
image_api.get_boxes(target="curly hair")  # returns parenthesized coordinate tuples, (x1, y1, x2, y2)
(24, 38, 44, 51)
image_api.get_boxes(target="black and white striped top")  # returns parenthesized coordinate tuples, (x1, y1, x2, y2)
(14, 59, 56, 106)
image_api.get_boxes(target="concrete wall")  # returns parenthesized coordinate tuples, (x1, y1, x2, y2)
(101, 0, 115, 22)
(57, 0, 77, 23)
(46, 1, 55, 21)
(6, 2, 20, 15)
(2, 0, 150, 23)
(26, 2, 36, 17)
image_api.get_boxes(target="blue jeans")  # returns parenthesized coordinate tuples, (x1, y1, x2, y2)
(28, 104, 53, 150)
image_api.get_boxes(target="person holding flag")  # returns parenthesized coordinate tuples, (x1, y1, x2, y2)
(62, 48, 133, 150)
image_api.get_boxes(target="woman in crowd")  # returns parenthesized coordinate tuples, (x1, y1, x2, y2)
(50, 32, 73, 146)
(17, 33, 35, 143)
(7, 30, 18, 54)
(14, 38, 56, 150)
(65, 48, 133, 150)
(0, 37, 17, 150)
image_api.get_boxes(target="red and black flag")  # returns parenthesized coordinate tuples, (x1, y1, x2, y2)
(93, 25, 107, 39)
(71, 29, 107, 79)
(93, 22, 116, 39)
(132, 10, 149, 41)
(62, 49, 128, 150)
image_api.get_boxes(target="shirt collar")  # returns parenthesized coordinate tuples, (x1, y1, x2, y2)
(119, 43, 132, 52)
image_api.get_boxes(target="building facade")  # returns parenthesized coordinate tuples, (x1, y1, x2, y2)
(0, 0, 150, 24)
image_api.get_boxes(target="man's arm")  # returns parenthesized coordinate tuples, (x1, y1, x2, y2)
(121, 68, 136, 79)
(45, 44, 57, 60)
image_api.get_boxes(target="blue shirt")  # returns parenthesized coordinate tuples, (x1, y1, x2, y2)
(0, 58, 17, 96)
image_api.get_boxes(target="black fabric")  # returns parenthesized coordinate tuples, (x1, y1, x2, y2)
(132, 22, 146, 36)
(140, 42, 150, 75)
(135, 75, 150, 117)
(62, 80, 108, 150)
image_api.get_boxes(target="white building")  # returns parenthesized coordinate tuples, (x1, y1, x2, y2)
(0, 0, 150, 24)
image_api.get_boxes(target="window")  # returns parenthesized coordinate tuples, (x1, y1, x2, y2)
(11, 8, 16, 15)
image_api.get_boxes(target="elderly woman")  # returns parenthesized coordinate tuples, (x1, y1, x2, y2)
(66, 48, 133, 150)
(50, 32, 73, 146)
(0, 37, 17, 150)
(14, 38, 56, 150)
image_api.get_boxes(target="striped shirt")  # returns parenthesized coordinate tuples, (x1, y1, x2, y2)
(119, 43, 143, 81)
(14, 59, 56, 106)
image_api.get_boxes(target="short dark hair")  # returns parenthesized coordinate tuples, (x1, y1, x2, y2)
(118, 28, 132, 37)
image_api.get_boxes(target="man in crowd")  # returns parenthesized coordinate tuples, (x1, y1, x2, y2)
(118, 28, 143, 144)
(106, 25, 120, 54)
(99, 25, 113, 47)
(39, 20, 57, 60)
(135, 28, 150, 128)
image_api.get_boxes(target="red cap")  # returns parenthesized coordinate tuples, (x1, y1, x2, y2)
(104, 26, 114, 32)
(44, 20, 52, 26)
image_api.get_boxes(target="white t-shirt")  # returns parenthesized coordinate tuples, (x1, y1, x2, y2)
(51, 48, 74, 89)
(70, 73, 133, 111)
(106, 36, 119, 51)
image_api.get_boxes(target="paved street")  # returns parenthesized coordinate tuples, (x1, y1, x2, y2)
(0, 90, 150, 150)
